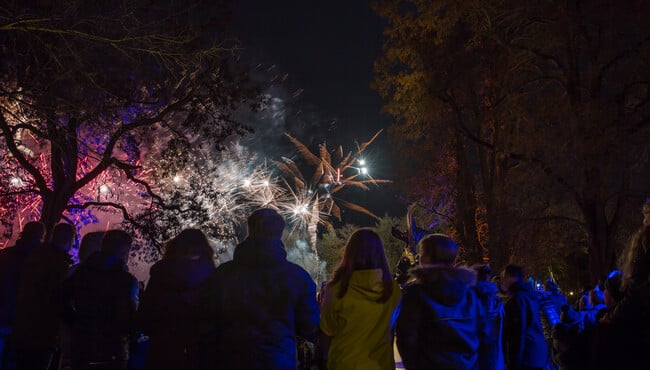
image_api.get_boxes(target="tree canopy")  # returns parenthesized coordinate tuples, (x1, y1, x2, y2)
(373, 0, 650, 284)
(0, 0, 257, 245)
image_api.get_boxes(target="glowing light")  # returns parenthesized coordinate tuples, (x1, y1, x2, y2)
(243, 179, 251, 187)
(361, 167, 368, 175)
(293, 204, 309, 215)
(172, 175, 181, 183)
(262, 180, 269, 187)
(99, 184, 110, 194)
(10, 177, 22, 187)
(358, 159, 366, 166)
(569, 291, 574, 296)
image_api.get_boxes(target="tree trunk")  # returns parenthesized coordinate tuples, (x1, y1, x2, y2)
(40, 193, 69, 238)
(581, 198, 617, 284)
(454, 133, 483, 263)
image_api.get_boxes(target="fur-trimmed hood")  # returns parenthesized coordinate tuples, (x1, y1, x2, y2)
(410, 264, 477, 306)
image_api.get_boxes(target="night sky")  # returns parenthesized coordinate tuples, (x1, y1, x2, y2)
(230, 0, 403, 223)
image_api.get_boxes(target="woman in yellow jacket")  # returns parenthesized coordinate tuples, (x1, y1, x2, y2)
(320, 229, 401, 370)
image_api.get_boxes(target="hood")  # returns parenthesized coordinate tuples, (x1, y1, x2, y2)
(149, 257, 215, 291)
(233, 237, 287, 267)
(410, 264, 477, 306)
(475, 280, 499, 299)
(346, 269, 389, 302)
(85, 250, 126, 272)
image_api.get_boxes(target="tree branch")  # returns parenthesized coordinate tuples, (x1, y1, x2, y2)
(0, 115, 50, 194)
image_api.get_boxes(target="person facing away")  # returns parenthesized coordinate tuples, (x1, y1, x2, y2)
(319, 229, 401, 370)
(0, 221, 46, 367)
(58, 230, 106, 370)
(59, 229, 138, 370)
(138, 228, 216, 370)
(396, 234, 486, 370)
(472, 264, 505, 370)
(501, 264, 548, 370)
(11, 222, 75, 370)
(200, 208, 319, 370)
(595, 225, 650, 369)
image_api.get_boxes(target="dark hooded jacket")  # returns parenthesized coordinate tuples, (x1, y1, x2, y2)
(0, 238, 42, 329)
(396, 264, 485, 370)
(59, 251, 139, 367)
(475, 281, 505, 370)
(503, 280, 548, 370)
(138, 256, 215, 370)
(12, 242, 72, 350)
(200, 237, 319, 370)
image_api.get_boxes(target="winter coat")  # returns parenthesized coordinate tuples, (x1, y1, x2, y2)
(396, 264, 486, 370)
(138, 256, 215, 370)
(320, 269, 401, 370)
(474, 281, 505, 370)
(200, 237, 319, 370)
(0, 238, 41, 329)
(12, 243, 71, 350)
(590, 312, 646, 370)
(503, 280, 548, 370)
(59, 251, 139, 367)
(581, 304, 607, 329)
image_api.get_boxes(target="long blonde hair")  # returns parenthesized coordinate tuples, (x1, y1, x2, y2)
(328, 229, 393, 303)
(621, 225, 650, 290)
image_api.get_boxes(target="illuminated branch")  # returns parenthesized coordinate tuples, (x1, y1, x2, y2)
(0, 115, 50, 193)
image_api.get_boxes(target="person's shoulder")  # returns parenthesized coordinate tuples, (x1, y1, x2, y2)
(401, 281, 425, 297)
(285, 261, 312, 279)
(214, 260, 234, 273)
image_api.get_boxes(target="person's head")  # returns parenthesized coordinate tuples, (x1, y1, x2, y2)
(545, 278, 559, 293)
(604, 270, 623, 307)
(642, 199, 649, 226)
(329, 229, 393, 303)
(19, 221, 46, 243)
(501, 264, 524, 293)
(589, 288, 605, 306)
(51, 223, 76, 251)
(101, 230, 133, 262)
(164, 228, 214, 260)
(247, 208, 285, 240)
(621, 225, 650, 290)
(78, 231, 105, 262)
(417, 234, 458, 265)
(472, 264, 493, 282)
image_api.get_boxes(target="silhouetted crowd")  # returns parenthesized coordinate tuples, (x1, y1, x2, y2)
(0, 206, 649, 370)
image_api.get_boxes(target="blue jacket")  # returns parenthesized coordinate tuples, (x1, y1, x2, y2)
(200, 237, 319, 370)
(504, 281, 548, 369)
(396, 265, 486, 370)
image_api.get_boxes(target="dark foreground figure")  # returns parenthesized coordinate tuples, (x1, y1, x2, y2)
(60, 230, 138, 370)
(200, 208, 319, 370)
(0, 222, 46, 368)
(12, 223, 75, 370)
(138, 229, 216, 370)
